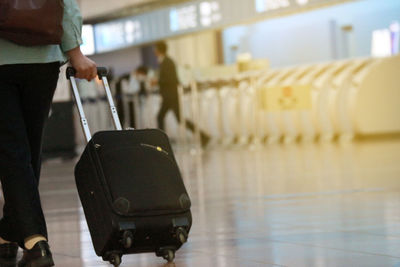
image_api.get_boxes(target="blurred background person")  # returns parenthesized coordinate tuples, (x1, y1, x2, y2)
(153, 41, 210, 147)
(124, 65, 149, 128)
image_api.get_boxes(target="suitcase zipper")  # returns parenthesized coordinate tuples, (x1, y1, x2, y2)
(95, 143, 169, 156)
(140, 143, 169, 156)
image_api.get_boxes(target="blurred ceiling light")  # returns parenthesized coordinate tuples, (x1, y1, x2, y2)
(81, 25, 95, 55)
(255, 0, 290, 13)
(371, 29, 391, 57)
(200, 1, 212, 16)
(200, 1, 221, 27)
(170, 5, 198, 32)
(371, 21, 400, 57)
(125, 20, 142, 43)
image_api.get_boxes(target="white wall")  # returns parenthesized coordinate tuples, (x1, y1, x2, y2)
(167, 31, 219, 69)
(222, 0, 400, 67)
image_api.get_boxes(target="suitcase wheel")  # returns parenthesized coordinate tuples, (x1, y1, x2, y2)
(163, 250, 175, 263)
(109, 254, 121, 267)
(156, 248, 175, 263)
(120, 230, 134, 249)
(175, 227, 188, 244)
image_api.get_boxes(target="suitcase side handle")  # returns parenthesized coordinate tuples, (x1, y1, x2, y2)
(66, 67, 123, 143)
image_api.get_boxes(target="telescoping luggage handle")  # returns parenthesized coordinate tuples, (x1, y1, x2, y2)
(66, 67, 122, 142)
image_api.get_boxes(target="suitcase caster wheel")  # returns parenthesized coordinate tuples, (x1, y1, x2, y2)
(176, 227, 188, 244)
(109, 254, 121, 267)
(121, 230, 133, 249)
(163, 250, 175, 263)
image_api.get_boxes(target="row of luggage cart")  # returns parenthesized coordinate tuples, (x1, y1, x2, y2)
(74, 55, 399, 148)
(177, 55, 400, 146)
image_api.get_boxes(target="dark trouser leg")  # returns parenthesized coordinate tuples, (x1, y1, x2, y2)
(169, 98, 196, 133)
(184, 120, 196, 133)
(157, 98, 170, 131)
(170, 97, 210, 148)
(22, 63, 59, 182)
(128, 100, 136, 128)
(0, 63, 59, 246)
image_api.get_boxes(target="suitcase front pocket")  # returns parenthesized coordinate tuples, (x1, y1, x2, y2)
(96, 143, 190, 216)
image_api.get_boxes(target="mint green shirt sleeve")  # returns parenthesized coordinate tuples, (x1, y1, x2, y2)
(61, 0, 83, 52)
(0, 0, 83, 65)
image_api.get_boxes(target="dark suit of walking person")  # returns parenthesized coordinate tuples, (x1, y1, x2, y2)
(154, 41, 210, 147)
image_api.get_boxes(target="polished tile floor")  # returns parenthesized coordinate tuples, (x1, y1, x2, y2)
(4, 139, 400, 266)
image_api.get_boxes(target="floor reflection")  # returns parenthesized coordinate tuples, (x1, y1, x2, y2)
(1, 139, 400, 266)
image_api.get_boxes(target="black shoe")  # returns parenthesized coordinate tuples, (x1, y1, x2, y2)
(200, 133, 211, 148)
(18, 241, 54, 267)
(0, 242, 18, 266)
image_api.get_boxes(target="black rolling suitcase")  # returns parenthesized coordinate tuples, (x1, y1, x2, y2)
(67, 67, 192, 266)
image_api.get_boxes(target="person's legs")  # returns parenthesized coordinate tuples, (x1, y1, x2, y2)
(0, 203, 15, 242)
(0, 63, 59, 247)
(169, 98, 195, 132)
(157, 98, 170, 131)
(170, 97, 210, 147)
(0, 64, 34, 245)
(20, 63, 59, 249)
(21, 63, 59, 185)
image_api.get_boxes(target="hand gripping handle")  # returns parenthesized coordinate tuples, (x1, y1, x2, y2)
(66, 67, 108, 80)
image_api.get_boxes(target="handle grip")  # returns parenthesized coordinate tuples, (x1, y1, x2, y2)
(66, 67, 108, 80)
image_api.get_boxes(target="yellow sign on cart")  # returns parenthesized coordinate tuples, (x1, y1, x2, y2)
(261, 84, 312, 111)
